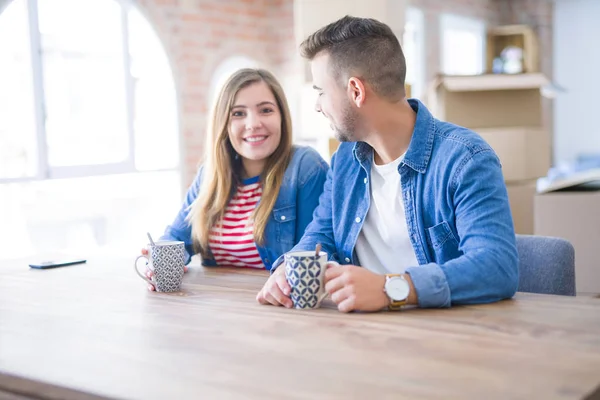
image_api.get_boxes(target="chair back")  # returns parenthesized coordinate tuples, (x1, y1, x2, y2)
(516, 234, 576, 296)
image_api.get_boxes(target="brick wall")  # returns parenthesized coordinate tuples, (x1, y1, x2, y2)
(136, 0, 296, 188)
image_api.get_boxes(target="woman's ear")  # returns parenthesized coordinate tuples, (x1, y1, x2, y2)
(347, 77, 366, 108)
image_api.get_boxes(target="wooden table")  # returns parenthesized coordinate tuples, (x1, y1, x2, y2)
(1, 257, 600, 400)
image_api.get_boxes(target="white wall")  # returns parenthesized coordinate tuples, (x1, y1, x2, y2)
(554, 0, 600, 164)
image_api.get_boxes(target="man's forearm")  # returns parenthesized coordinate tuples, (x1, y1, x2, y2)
(405, 251, 518, 308)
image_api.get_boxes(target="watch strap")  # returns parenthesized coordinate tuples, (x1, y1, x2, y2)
(385, 274, 408, 311)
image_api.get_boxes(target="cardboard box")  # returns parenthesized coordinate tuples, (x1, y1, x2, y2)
(486, 24, 539, 73)
(429, 73, 549, 129)
(507, 180, 537, 235)
(534, 190, 600, 295)
(478, 127, 551, 182)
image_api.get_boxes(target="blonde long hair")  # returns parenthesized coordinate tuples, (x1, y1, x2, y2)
(189, 68, 293, 256)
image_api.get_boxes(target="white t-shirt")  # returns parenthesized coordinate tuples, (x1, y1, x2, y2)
(355, 153, 419, 274)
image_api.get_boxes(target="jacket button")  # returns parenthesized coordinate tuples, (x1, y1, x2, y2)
(345, 257, 351, 263)
(355, 217, 361, 223)
(265, 259, 269, 264)
(280, 215, 286, 221)
(363, 178, 368, 184)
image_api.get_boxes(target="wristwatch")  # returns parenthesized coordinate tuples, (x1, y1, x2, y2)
(384, 274, 410, 310)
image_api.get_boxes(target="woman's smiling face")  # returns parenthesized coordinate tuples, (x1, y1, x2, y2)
(228, 81, 282, 177)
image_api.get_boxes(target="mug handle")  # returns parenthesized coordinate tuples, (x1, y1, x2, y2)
(316, 291, 329, 307)
(316, 261, 340, 307)
(134, 254, 154, 286)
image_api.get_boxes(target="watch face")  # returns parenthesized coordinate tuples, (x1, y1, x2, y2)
(386, 277, 410, 301)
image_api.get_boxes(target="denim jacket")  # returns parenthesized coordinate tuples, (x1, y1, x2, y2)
(273, 100, 519, 308)
(160, 145, 329, 269)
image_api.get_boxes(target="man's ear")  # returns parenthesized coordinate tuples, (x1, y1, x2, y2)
(347, 77, 366, 108)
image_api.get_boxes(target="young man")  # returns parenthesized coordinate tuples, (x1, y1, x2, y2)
(257, 16, 518, 312)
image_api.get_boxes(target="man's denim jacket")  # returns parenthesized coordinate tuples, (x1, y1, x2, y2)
(272, 100, 519, 308)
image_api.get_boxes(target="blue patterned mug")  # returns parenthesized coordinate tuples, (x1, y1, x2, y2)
(134, 240, 186, 292)
(284, 251, 329, 309)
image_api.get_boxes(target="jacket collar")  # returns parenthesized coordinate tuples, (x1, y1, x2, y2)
(352, 99, 435, 174)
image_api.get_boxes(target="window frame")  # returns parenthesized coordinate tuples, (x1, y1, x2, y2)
(403, 6, 426, 99)
(439, 13, 486, 76)
(0, 0, 175, 183)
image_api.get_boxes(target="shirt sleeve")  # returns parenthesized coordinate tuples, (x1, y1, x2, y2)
(406, 150, 519, 307)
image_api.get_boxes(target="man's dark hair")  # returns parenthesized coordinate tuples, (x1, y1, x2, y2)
(300, 15, 406, 101)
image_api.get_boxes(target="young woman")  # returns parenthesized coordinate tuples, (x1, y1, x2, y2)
(143, 68, 328, 289)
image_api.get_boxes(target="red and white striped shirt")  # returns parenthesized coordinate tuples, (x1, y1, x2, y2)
(208, 176, 265, 269)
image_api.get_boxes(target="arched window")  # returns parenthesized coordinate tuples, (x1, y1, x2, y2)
(208, 56, 261, 111)
(0, 0, 179, 181)
(0, 0, 181, 259)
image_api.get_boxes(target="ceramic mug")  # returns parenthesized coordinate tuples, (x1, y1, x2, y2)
(134, 240, 186, 292)
(284, 250, 329, 309)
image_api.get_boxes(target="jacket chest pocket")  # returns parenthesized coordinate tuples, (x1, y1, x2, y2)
(426, 221, 461, 263)
(272, 205, 297, 245)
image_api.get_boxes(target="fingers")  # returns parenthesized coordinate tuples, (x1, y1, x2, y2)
(265, 290, 290, 307)
(325, 275, 346, 295)
(256, 268, 292, 308)
(328, 284, 356, 312)
(184, 265, 189, 273)
(141, 248, 151, 286)
(275, 268, 291, 297)
(256, 286, 274, 305)
(336, 296, 355, 313)
(330, 286, 352, 305)
(256, 290, 269, 305)
(325, 265, 345, 282)
(267, 283, 293, 308)
(272, 268, 292, 307)
(256, 286, 291, 308)
(325, 268, 356, 312)
(325, 267, 349, 294)
(145, 269, 155, 291)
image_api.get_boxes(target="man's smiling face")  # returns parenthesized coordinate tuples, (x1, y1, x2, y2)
(311, 52, 361, 142)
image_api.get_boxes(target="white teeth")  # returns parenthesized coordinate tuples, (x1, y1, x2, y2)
(245, 136, 266, 142)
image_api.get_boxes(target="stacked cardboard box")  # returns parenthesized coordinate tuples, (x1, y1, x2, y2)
(533, 170, 600, 295)
(534, 190, 600, 295)
(429, 73, 552, 234)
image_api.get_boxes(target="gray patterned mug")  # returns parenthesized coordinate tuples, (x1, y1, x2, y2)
(284, 250, 329, 309)
(134, 240, 186, 292)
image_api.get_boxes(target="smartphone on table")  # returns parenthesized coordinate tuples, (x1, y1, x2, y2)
(29, 258, 87, 269)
